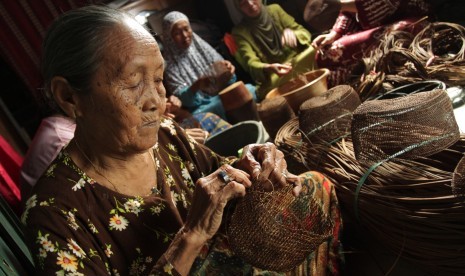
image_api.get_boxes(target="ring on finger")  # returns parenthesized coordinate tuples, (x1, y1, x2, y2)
(218, 170, 232, 186)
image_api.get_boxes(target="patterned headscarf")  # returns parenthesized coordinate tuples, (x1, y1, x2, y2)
(234, 0, 283, 58)
(162, 11, 223, 95)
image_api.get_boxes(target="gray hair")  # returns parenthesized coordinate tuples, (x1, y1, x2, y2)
(41, 5, 135, 112)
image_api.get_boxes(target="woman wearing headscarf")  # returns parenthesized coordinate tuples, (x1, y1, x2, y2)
(231, 0, 317, 100)
(162, 11, 256, 121)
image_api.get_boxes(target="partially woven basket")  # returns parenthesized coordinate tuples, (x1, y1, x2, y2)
(226, 184, 332, 272)
(351, 89, 460, 166)
(258, 96, 295, 140)
(299, 85, 361, 144)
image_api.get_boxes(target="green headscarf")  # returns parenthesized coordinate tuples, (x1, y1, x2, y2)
(235, 0, 284, 59)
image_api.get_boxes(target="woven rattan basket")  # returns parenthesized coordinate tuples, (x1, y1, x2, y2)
(351, 89, 460, 166)
(258, 96, 295, 140)
(299, 85, 361, 144)
(226, 184, 332, 272)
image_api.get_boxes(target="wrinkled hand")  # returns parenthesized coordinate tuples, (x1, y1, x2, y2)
(184, 165, 251, 240)
(264, 63, 293, 76)
(311, 30, 340, 49)
(186, 128, 209, 144)
(235, 142, 301, 196)
(281, 28, 298, 48)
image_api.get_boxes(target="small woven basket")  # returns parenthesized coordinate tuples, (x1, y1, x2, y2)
(226, 184, 332, 272)
(299, 85, 361, 144)
(351, 89, 460, 166)
(258, 96, 296, 140)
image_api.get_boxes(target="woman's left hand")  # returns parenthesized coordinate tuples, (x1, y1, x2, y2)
(235, 142, 301, 196)
(281, 28, 298, 48)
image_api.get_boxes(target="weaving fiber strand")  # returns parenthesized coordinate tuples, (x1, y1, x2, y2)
(351, 89, 460, 166)
(226, 182, 333, 272)
(452, 155, 465, 199)
(355, 22, 465, 100)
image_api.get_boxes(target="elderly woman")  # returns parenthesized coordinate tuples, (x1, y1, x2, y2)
(21, 5, 341, 275)
(231, 0, 317, 100)
(162, 11, 256, 121)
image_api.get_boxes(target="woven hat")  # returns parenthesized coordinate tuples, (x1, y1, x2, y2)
(299, 85, 361, 144)
(351, 89, 460, 166)
(258, 96, 296, 140)
(226, 183, 332, 272)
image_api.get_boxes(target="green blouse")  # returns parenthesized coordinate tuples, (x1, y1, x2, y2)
(232, 4, 315, 99)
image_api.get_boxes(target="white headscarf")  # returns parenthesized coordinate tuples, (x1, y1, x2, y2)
(162, 11, 223, 95)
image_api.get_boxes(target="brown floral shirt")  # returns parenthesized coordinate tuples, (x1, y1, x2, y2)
(21, 117, 231, 275)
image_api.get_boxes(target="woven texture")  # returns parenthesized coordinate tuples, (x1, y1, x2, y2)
(351, 89, 460, 166)
(277, 135, 465, 274)
(258, 96, 295, 140)
(226, 184, 332, 272)
(299, 85, 361, 144)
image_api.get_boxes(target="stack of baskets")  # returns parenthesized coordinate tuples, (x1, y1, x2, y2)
(275, 87, 465, 274)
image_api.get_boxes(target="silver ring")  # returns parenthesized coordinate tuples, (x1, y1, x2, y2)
(218, 170, 231, 185)
(282, 170, 288, 179)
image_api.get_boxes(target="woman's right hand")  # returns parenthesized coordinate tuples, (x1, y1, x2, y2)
(184, 165, 252, 241)
(311, 30, 341, 49)
(264, 63, 293, 76)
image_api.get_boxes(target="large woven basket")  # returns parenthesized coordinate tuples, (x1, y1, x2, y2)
(351, 89, 460, 166)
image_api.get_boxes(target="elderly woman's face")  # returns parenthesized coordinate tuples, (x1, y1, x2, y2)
(77, 19, 166, 153)
(238, 0, 262, 18)
(171, 20, 193, 50)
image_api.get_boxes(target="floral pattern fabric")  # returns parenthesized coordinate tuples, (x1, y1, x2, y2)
(22, 117, 229, 275)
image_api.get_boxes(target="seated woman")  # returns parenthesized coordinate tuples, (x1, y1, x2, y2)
(231, 0, 317, 100)
(162, 11, 257, 121)
(21, 6, 341, 275)
(305, 0, 433, 86)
